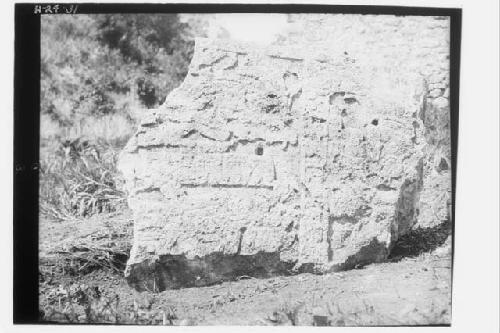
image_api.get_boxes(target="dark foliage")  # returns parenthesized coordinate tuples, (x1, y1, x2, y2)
(41, 14, 195, 127)
(40, 14, 198, 219)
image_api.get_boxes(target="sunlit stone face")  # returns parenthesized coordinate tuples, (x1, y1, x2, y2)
(119, 37, 428, 290)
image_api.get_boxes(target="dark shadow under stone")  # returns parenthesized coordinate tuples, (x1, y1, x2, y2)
(388, 219, 451, 261)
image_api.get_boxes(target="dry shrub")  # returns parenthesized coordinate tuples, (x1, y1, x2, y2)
(40, 240, 130, 277)
(40, 137, 127, 221)
(39, 213, 133, 278)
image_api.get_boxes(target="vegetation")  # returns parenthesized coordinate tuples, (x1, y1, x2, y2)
(40, 14, 199, 220)
(41, 283, 178, 324)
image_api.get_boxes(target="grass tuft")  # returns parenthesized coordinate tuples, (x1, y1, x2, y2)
(40, 137, 127, 221)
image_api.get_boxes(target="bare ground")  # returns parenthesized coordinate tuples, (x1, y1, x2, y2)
(39, 211, 452, 326)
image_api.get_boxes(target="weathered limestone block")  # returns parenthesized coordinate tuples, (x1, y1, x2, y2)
(281, 14, 452, 229)
(119, 38, 426, 291)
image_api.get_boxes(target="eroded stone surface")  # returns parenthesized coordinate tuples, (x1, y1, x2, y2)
(280, 14, 452, 229)
(119, 34, 431, 290)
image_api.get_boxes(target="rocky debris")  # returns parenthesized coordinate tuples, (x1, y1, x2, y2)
(119, 33, 430, 290)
